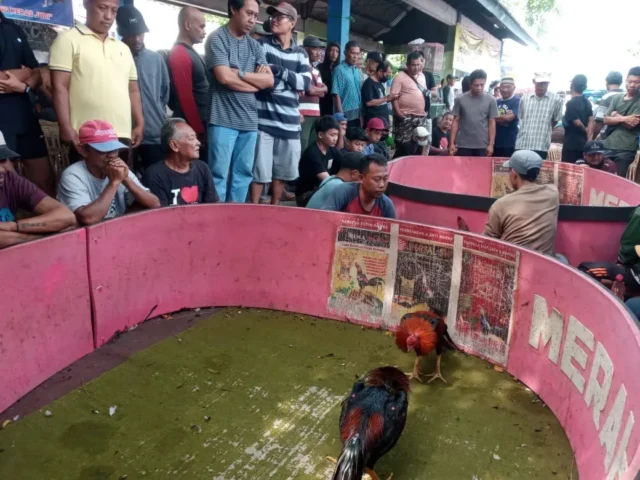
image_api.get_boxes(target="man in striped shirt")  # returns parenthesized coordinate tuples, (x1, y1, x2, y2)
(250, 3, 312, 205)
(299, 36, 328, 153)
(515, 73, 563, 159)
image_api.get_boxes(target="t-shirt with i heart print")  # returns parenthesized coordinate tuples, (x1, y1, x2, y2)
(142, 160, 219, 206)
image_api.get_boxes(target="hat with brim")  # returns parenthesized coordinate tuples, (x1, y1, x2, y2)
(303, 36, 325, 48)
(534, 73, 551, 83)
(584, 140, 605, 155)
(88, 140, 128, 152)
(0, 131, 20, 160)
(116, 5, 149, 37)
(267, 3, 298, 22)
(503, 150, 543, 175)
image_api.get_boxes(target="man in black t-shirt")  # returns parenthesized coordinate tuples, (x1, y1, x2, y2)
(562, 75, 594, 164)
(143, 119, 219, 206)
(362, 61, 397, 126)
(296, 115, 342, 206)
(0, 12, 55, 196)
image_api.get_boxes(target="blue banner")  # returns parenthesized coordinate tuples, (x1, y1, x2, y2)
(1, 0, 74, 27)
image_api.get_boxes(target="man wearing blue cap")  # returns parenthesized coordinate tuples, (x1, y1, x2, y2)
(484, 150, 559, 257)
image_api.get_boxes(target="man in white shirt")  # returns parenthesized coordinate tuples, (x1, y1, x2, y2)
(57, 120, 160, 225)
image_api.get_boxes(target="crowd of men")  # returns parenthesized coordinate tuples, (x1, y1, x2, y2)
(1, 0, 640, 301)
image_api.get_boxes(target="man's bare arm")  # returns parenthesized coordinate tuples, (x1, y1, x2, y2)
(15, 197, 76, 233)
(213, 66, 260, 92)
(51, 70, 77, 145)
(334, 94, 343, 113)
(0, 230, 41, 248)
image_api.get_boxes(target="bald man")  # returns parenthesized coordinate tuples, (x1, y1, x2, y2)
(167, 7, 209, 145)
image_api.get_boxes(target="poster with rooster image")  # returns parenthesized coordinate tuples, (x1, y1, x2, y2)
(490, 159, 583, 205)
(390, 224, 455, 324)
(451, 236, 519, 366)
(327, 217, 395, 325)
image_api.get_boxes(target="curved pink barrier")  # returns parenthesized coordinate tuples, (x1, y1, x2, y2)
(0, 229, 93, 414)
(1, 205, 639, 479)
(388, 156, 640, 266)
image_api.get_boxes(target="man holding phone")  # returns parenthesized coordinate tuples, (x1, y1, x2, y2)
(603, 66, 640, 177)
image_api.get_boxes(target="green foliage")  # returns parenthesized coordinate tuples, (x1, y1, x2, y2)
(523, 0, 557, 27)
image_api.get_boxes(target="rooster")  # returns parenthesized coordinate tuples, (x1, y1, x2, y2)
(395, 310, 460, 383)
(329, 367, 409, 480)
(355, 263, 385, 293)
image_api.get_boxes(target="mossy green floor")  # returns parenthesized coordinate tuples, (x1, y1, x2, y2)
(0, 309, 575, 480)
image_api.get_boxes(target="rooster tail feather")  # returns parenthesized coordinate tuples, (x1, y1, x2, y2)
(443, 327, 462, 352)
(331, 434, 365, 480)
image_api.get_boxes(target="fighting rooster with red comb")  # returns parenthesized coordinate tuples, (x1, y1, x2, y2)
(395, 310, 461, 383)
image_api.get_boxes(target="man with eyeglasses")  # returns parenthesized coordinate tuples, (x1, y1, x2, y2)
(250, 2, 312, 205)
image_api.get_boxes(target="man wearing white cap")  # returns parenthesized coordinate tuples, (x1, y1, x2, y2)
(485, 150, 559, 257)
(394, 126, 430, 158)
(514, 73, 563, 159)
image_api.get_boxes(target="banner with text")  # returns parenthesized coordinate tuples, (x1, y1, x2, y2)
(1, 0, 73, 27)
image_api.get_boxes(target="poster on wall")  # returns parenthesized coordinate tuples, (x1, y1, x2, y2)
(1, 0, 73, 27)
(490, 159, 584, 205)
(391, 224, 454, 322)
(327, 217, 395, 325)
(451, 236, 518, 366)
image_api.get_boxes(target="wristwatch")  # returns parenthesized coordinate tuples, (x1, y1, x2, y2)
(238, 70, 246, 79)
(23, 83, 31, 94)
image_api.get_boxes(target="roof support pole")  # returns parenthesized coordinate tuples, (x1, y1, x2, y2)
(327, 0, 351, 58)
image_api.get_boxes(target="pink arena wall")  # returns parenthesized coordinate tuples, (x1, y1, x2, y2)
(1, 206, 639, 479)
(388, 156, 640, 266)
(0, 229, 93, 413)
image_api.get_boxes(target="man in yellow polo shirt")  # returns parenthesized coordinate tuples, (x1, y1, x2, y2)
(49, 0, 144, 159)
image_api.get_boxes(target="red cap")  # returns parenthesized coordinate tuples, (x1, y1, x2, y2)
(78, 120, 128, 152)
(366, 118, 385, 130)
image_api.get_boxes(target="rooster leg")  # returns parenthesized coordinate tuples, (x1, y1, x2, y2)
(405, 357, 423, 382)
(326, 456, 337, 464)
(427, 354, 448, 384)
(364, 468, 381, 480)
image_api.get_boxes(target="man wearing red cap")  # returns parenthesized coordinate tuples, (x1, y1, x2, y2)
(57, 120, 160, 225)
(362, 118, 388, 158)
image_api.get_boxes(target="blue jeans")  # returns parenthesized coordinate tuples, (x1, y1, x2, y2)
(208, 125, 258, 203)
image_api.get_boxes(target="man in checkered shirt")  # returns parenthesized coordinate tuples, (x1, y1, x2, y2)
(515, 73, 563, 159)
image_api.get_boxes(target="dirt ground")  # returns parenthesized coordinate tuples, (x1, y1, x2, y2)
(0, 308, 575, 479)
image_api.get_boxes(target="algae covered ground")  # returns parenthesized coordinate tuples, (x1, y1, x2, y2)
(0, 309, 575, 480)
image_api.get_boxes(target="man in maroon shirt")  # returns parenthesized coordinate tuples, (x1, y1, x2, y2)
(168, 7, 208, 145)
(0, 130, 75, 248)
(321, 154, 396, 218)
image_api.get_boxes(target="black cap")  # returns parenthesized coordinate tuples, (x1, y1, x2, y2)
(116, 5, 149, 37)
(303, 36, 325, 48)
(366, 51, 383, 64)
(584, 140, 605, 154)
(341, 152, 365, 170)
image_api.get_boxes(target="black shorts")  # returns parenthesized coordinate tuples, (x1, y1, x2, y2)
(4, 123, 48, 161)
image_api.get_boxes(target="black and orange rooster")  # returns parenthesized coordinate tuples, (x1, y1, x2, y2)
(329, 366, 409, 480)
(395, 310, 460, 383)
